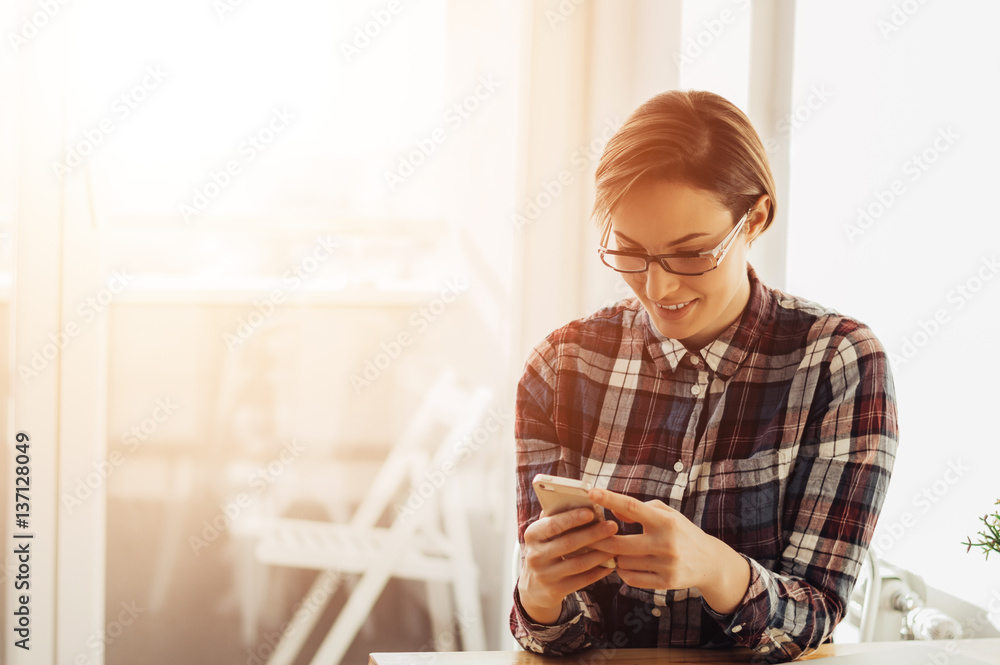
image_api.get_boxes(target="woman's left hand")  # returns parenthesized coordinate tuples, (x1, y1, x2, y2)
(587, 487, 751, 614)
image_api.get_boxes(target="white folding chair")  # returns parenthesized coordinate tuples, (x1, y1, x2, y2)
(246, 369, 491, 665)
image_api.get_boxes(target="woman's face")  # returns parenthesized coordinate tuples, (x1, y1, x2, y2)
(608, 179, 767, 351)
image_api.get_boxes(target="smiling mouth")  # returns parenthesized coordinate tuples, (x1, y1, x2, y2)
(654, 300, 693, 311)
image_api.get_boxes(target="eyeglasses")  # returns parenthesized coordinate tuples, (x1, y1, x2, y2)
(598, 207, 753, 276)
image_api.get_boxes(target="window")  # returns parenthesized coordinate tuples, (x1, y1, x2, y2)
(4, 0, 522, 661)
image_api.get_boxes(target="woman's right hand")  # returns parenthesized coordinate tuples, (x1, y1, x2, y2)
(517, 507, 619, 624)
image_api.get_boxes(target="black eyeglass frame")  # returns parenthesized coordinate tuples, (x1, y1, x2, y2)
(597, 206, 754, 276)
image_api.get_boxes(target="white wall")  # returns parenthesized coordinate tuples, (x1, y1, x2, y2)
(786, 1, 1000, 618)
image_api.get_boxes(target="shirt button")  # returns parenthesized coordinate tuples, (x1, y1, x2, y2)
(689, 355, 699, 365)
(651, 607, 661, 617)
(690, 385, 701, 396)
(732, 625, 743, 633)
(673, 461, 684, 473)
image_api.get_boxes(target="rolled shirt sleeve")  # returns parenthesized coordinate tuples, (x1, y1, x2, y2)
(702, 325, 898, 662)
(509, 338, 608, 653)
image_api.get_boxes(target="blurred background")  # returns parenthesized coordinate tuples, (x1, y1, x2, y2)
(2, 0, 999, 663)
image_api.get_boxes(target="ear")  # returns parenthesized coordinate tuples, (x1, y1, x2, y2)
(747, 194, 771, 244)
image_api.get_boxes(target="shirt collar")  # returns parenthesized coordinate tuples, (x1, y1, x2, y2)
(640, 264, 775, 379)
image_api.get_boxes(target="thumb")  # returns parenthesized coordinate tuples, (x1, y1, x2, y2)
(610, 509, 636, 524)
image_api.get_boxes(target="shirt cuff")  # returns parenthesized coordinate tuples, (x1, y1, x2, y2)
(511, 586, 589, 654)
(701, 554, 774, 647)
(513, 585, 582, 627)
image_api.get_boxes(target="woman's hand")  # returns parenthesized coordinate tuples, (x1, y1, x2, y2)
(517, 507, 619, 624)
(587, 488, 751, 615)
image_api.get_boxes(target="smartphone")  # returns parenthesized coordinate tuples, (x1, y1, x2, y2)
(532, 474, 615, 568)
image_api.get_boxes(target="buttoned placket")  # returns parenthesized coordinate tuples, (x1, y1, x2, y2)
(666, 353, 707, 503)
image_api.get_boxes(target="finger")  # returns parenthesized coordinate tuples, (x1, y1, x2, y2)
(610, 554, 660, 572)
(588, 533, 650, 556)
(551, 546, 618, 574)
(549, 520, 618, 558)
(525, 507, 599, 543)
(615, 568, 665, 590)
(608, 508, 636, 524)
(525, 546, 616, 599)
(523, 519, 616, 571)
(610, 499, 674, 524)
(589, 488, 657, 526)
(560, 562, 617, 594)
(645, 499, 672, 512)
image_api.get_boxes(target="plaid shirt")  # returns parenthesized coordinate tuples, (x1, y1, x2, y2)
(510, 265, 898, 663)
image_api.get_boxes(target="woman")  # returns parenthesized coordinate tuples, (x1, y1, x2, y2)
(509, 90, 897, 663)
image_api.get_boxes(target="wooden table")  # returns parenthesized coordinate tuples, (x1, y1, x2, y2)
(370, 638, 1000, 664)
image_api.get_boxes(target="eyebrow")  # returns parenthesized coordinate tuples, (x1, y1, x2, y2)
(613, 230, 710, 250)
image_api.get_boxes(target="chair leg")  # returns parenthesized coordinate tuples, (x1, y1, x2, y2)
(308, 565, 396, 665)
(148, 460, 193, 613)
(264, 569, 344, 665)
(450, 564, 486, 650)
(441, 482, 487, 651)
(426, 581, 455, 650)
(233, 528, 268, 646)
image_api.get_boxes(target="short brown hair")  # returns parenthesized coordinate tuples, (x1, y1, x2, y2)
(593, 90, 776, 236)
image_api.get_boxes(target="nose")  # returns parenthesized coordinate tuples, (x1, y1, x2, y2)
(643, 261, 684, 301)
